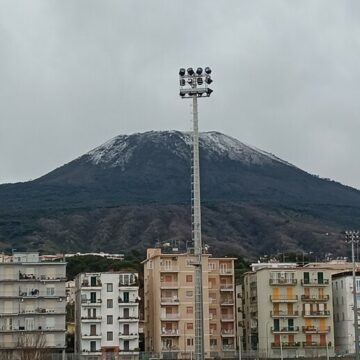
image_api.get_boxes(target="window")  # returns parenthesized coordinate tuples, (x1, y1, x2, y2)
(187, 338, 194, 346)
(123, 292, 129, 303)
(186, 291, 193, 298)
(208, 262, 216, 271)
(107, 315, 113, 325)
(107, 299, 113, 308)
(186, 275, 193, 283)
(186, 259, 193, 267)
(187, 323, 193, 330)
(46, 287, 55, 296)
(90, 292, 96, 303)
(186, 306, 193, 314)
(90, 324, 97, 336)
(90, 340, 96, 352)
(107, 331, 113, 341)
(147, 260, 153, 269)
(107, 283, 113, 292)
(210, 339, 217, 347)
(341, 280, 344, 289)
(90, 276, 97, 287)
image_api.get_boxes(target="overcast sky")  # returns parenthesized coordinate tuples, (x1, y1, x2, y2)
(1, 1, 360, 189)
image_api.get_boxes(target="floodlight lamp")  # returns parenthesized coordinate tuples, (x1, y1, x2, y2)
(196, 67, 203, 75)
(205, 67, 212, 74)
(197, 77, 203, 85)
(187, 67, 195, 76)
(187, 78, 193, 85)
(205, 76, 213, 84)
(179, 91, 186, 97)
(206, 88, 213, 96)
(180, 79, 186, 86)
(179, 68, 186, 76)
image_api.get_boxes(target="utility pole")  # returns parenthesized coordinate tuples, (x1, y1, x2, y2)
(179, 67, 213, 360)
(346, 230, 360, 360)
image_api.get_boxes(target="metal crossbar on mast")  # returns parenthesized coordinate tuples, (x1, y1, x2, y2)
(179, 66, 213, 360)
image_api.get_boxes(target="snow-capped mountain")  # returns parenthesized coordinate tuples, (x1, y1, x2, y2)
(1, 130, 360, 256)
(85, 131, 291, 169)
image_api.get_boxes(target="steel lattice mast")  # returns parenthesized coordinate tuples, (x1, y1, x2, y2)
(179, 66, 213, 360)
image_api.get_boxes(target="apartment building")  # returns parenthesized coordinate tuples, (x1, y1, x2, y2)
(332, 271, 360, 355)
(242, 263, 335, 358)
(75, 271, 140, 358)
(0, 252, 66, 357)
(143, 248, 236, 358)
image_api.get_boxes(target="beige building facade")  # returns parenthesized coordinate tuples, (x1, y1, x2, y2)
(0, 252, 67, 357)
(143, 248, 236, 358)
(242, 263, 335, 358)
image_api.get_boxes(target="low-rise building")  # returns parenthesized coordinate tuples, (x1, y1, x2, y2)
(0, 252, 66, 358)
(242, 262, 335, 358)
(75, 271, 140, 358)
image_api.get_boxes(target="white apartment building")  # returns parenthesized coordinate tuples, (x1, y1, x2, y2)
(0, 252, 66, 357)
(75, 272, 140, 358)
(332, 271, 360, 355)
(242, 263, 335, 358)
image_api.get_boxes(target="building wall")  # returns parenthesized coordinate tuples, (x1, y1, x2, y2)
(143, 248, 236, 357)
(75, 272, 140, 357)
(0, 252, 66, 354)
(243, 265, 335, 358)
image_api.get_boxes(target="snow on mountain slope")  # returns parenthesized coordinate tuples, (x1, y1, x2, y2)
(86, 130, 292, 169)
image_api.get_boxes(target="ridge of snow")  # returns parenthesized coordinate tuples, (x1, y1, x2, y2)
(84, 130, 292, 169)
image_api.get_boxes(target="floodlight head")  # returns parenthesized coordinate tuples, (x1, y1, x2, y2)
(187, 67, 195, 76)
(206, 88, 213, 96)
(205, 76, 213, 85)
(205, 67, 212, 74)
(179, 90, 186, 97)
(197, 77, 203, 85)
(180, 79, 186, 87)
(179, 68, 186, 76)
(196, 67, 203, 75)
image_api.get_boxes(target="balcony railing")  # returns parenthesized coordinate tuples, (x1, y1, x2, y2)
(81, 280, 102, 287)
(270, 295, 298, 302)
(160, 266, 179, 272)
(271, 342, 301, 348)
(221, 330, 235, 336)
(160, 282, 179, 288)
(271, 326, 300, 333)
(220, 269, 233, 275)
(220, 299, 234, 306)
(301, 279, 329, 286)
(302, 326, 330, 334)
(270, 310, 299, 317)
(220, 284, 234, 291)
(301, 294, 329, 302)
(81, 299, 102, 305)
(302, 341, 331, 348)
(160, 314, 180, 320)
(161, 298, 179, 304)
(81, 316, 102, 321)
(221, 314, 235, 321)
(161, 329, 180, 336)
(302, 310, 330, 317)
(269, 278, 297, 286)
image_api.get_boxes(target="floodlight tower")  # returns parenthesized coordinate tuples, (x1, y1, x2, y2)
(179, 66, 213, 360)
(345, 230, 360, 360)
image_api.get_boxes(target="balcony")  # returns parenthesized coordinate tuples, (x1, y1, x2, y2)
(81, 299, 102, 306)
(118, 298, 138, 306)
(220, 299, 234, 306)
(160, 282, 179, 289)
(270, 310, 299, 318)
(302, 310, 330, 317)
(302, 342, 330, 348)
(220, 284, 234, 291)
(269, 278, 297, 286)
(271, 342, 301, 348)
(161, 298, 179, 305)
(270, 295, 298, 303)
(221, 330, 235, 337)
(301, 279, 329, 286)
(222, 344, 236, 351)
(19, 273, 66, 282)
(220, 269, 233, 276)
(160, 313, 180, 321)
(271, 326, 300, 334)
(301, 294, 329, 302)
(118, 316, 138, 322)
(302, 326, 330, 334)
(160, 266, 179, 272)
(221, 314, 235, 322)
(119, 332, 139, 339)
(81, 279, 102, 288)
(161, 329, 180, 336)
(81, 316, 102, 322)
(82, 333, 102, 339)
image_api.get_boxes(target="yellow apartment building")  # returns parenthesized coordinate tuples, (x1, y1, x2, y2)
(143, 248, 236, 358)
